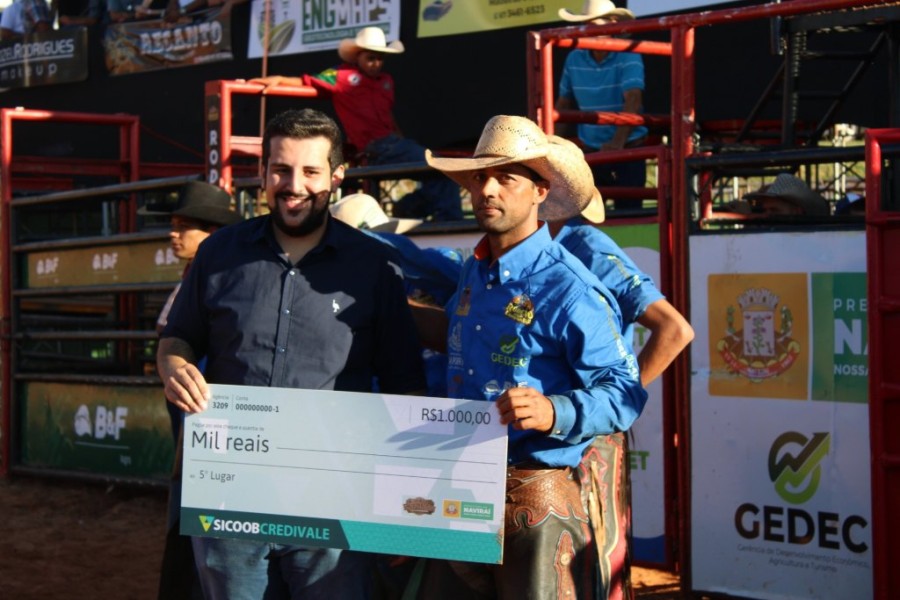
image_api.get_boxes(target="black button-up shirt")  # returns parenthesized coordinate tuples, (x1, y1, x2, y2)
(163, 214, 425, 394)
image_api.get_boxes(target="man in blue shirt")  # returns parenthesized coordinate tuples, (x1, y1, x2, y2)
(557, 0, 647, 211)
(414, 115, 647, 599)
(156, 108, 426, 600)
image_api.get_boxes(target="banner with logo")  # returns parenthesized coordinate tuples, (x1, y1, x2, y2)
(21, 382, 174, 480)
(247, 0, 401, 59)
(0, 27, 88, 89)
(689, 230, 871, 599)
(25, 240, 182, 288)
(417, 0, 580, 38)
(103, 8, 233, 76)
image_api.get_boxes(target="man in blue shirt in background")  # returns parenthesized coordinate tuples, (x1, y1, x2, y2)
(557, 0, 647, 212)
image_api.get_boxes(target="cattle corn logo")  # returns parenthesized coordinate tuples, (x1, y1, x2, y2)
(717, 287, 800, 381)
(768, 432, 830, 504)
(504, 294, 534, 325)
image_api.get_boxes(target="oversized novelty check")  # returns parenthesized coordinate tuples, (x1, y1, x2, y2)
(181, 384, 508, 564)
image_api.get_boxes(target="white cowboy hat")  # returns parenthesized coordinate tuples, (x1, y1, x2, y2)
(425, 115, 599, 222)
(330, 193, 422, 234)
(559, 0, 635, 23)
(338, 27, 405, 63)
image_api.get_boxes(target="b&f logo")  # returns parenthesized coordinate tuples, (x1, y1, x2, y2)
(768, 431, 831, 505)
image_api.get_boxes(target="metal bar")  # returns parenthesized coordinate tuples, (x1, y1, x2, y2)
(684, 145, 865, 168)
(10, 175, 201, 207)
(14, 331, 157, 341)
(13, 283, 177, 297)
(555, 37, 673, 56)
(555, 110, 671, 128)
(537, 0, 885, 39)
(1, 110, 13, 477)
(13, 231, 169, 253)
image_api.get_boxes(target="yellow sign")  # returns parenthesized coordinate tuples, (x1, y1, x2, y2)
(707, 273, 810, 400)
(26, 241, 183, 288)
(417, 0, 575, 38)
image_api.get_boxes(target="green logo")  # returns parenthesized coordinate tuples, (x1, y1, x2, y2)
(460, 502, 494, 520)
(768, 432, 831, 504)
(198, 515, 215, 532)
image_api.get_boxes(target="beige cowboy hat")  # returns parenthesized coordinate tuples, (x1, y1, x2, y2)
(338, 27, 405, 63)
(425, 115, 600, 222)
(330, 193, 422, 234)
(559, 0, 635, 23)
(743, 173, 830, 216)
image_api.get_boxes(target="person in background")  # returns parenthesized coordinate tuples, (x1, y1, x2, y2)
(1, 0, 51, 37)
(157, 108, 426, 600)
(412, 114, 648, 599)
(743, 173, 830, 216)
(145, 181, 242, 600)
(250, 26, 463, 222)
(556, 0, 647, 212)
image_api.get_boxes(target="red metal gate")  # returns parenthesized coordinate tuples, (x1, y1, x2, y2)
(865, 128, 900, 600)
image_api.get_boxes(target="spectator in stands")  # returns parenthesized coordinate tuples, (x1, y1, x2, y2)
(54, 0, 106, 27)
(164, 0, 246, 19)
(834, 192, 865, 216)
(556, 0, 647, 211)
(250, 26, 464, 222)
(0, 1, 24, 40)
(1, 0, 51, 38)
(743, 173, 830, 216)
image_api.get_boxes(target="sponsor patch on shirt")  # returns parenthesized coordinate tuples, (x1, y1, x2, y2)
(455, 287, 471, 316)
(504, 294, 534, 325)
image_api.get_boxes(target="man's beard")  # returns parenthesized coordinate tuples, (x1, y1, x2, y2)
(270, 190, 330, 237)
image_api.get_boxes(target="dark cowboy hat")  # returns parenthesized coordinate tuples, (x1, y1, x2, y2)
(139, 181, 241, 227)
(744, 173, 830, 216)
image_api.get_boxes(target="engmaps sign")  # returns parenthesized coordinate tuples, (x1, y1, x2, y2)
(0, 27, 88, 89)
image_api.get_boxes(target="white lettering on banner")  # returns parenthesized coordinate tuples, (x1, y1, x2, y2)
(94, 406, 128, 441)
(207, 128, 220, 185)
(302, 0, 392, 29)
(834, 319, 868, 355)
(0, 38, 76, 65)
(140, 22, 224, 56)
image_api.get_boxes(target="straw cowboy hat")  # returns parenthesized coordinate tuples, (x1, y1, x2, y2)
(338, 27, 405, 63)
(330, 193, 422, 234)
(744, 173, 830, 216)
(559, 0, 635, 23)
(139, 181, 241, 227)
(425, 115, 601, 222)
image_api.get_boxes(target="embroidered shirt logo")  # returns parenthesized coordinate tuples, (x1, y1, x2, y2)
(504, 294, 534, 325)
(348, 73, 361, 86)
(332, 299, 340, 313)
(455, 287, 471, 316)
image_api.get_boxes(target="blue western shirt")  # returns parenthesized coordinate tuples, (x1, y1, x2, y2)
(555, 218, 665, 344)
(558, 49, 648, 149)
(163, 215, 425, 395)
(444, 225, 647, 468)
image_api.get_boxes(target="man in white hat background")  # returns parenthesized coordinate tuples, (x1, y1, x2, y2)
(556, 0, 648, 212)
(410, 115, 647, 599)
(252, 26, 463, 222)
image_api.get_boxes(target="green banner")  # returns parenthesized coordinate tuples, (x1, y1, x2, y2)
(418, 0, 574, 38)
(21, 382, 174, 480)
(811, 272, 868, 404)
(26, 240, 182, 288)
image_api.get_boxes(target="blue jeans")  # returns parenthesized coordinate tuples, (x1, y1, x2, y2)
(192, 539, 377, 600)
(366, 134, 462, 221)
